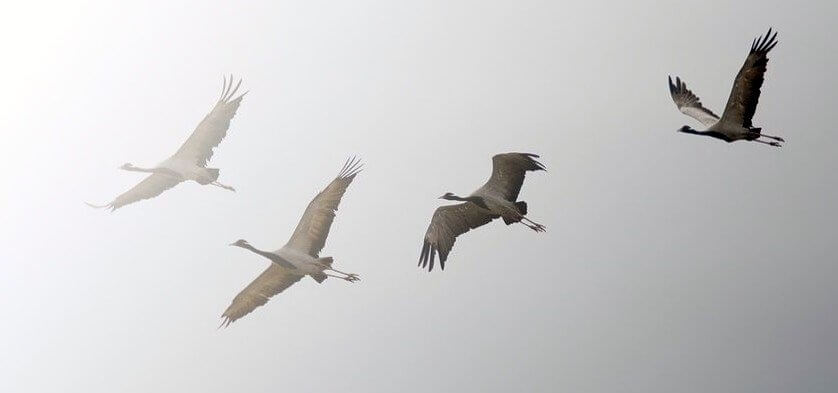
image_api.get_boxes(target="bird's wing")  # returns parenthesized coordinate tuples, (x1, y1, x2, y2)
(419, 202, 498, 271)
(720, 28, 778, 128)
(87, 174, 182, 211)
(284, 158, 362, 257)
(172, 76, 247, 166)
(668, 76, 720, 127)
(220, 264, 304, 327)
(476, 153, 546, 201)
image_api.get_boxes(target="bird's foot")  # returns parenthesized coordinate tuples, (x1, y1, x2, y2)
(770, 141, 782, 147)
(344, 273, 360, 282)
(526, 223, 547, 232)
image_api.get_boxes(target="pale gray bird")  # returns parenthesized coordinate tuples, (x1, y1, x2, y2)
(220, 158, 362, 327)
(669, 28, 785, 147)
(87, 76, 246, 211)
(419, 153, 546, 271)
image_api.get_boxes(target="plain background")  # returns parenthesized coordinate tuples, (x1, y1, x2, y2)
(1, 1, 836, 392)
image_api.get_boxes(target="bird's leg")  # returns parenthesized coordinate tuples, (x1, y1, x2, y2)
(211, 181, 236, 192)
(521, 217, 547, 232)
(760, 133, 785, 142)
(753, 139, 781, 147)
(325, 273, 360, 282)
(327, 268, 361, 281)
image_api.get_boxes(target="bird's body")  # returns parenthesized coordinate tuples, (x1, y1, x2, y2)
(220, 158, 363, 327)
(669, 28, 784, 147)
(419, 152, 546, 271)
(88, 76, 246, 211)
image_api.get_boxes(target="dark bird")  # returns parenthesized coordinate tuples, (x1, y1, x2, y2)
(419, 153, 546, 271)
(669, 28, 784, 147)
(220, 158, 362, 327)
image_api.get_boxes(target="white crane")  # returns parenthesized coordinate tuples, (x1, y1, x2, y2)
(220, 158, 362, 327)
(669, 28, 785, 147)
(87, 76, 246, 211)
(419, 153, 546, 271)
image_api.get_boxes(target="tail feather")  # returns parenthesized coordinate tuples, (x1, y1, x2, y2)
(515, 201, 528, 215)
(311, 272, 328, 283)
(317, 257, 334, 267)
(206, 168, 220, 181)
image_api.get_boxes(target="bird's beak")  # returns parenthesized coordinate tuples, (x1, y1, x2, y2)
(229, 242, 236, 246)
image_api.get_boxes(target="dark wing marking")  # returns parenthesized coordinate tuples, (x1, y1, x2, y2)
(721, 28, 778, 128)
(476, 153, 546, 202)
(419, 203, 498, 271)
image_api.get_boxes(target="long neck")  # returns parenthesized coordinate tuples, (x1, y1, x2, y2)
(446, 194, 488, 208)
(124, 165, 158, 173)
(241, 243, 276, 261)
(681, 128, 729, 141)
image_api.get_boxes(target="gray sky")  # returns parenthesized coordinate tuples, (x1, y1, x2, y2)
(1, 0, 837, 392)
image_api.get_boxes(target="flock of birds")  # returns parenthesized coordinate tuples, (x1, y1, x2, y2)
(89, 29, 785, 326)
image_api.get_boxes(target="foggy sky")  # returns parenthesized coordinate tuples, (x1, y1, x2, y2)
(1, 0, 837, 392)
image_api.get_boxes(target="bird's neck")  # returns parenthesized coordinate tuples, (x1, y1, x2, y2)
(681, 128, 729, 141)
(242, 243, 276, 260)
(446, 195, 488, 208)
(123, 165, 158, 173)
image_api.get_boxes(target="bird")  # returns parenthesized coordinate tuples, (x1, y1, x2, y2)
(220, 158, 363, 327)
(668, 28, 785, 147)
(418, 152, 546, 272)
(87, 76, 246, 211)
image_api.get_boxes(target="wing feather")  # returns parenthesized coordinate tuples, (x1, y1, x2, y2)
(173, 76, 247, 166)
(668, 76, 720, 127)
(721, 28, 778, 128)
(220, 264, 304, 327)
(284, 158, 362, 257)
(476, 153, 545, 201)
(419, 203, 497, 271)
(88, 174, 182, 211)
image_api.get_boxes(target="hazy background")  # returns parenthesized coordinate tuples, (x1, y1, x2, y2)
(1, 1, 837, 392)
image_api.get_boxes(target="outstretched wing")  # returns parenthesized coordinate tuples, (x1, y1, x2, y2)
(419, 203, 498, 271)
(284, 158, 362, 257)
(87, 174, 182, 211)
(721, 28, 778, 128)
(220, 265, 304, 327)
(172, 76, 247, 166)
(668, 76, 720, 127)
(476, 153, 546, 201)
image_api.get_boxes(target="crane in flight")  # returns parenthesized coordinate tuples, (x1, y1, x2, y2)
(419, 153, 546, 272)
(669, 28, 785, 147)
(220, 158, 363, 327)
(87, 76, 246, 211)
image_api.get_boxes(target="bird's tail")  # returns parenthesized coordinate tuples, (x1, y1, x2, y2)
(206, 168, 220, 181)
(311, 272, 328, 283)
(317, 257, 334, 267)
(515, 201, 528, 215)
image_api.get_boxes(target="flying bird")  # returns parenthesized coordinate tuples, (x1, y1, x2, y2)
(419, 153, 546, 272)
(669, 28, 785, 147)
(87, 76, 246, 211)
(220, 158, 363, 327)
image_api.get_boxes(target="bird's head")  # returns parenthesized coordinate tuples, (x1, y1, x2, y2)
(119, 162, 135, 170)
(677, 125, 695, 133)
(230, 239, 250, 248)
(439, 192, 456, 200)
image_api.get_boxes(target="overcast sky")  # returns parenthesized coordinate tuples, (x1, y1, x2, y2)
(1, 1, 837, 392)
